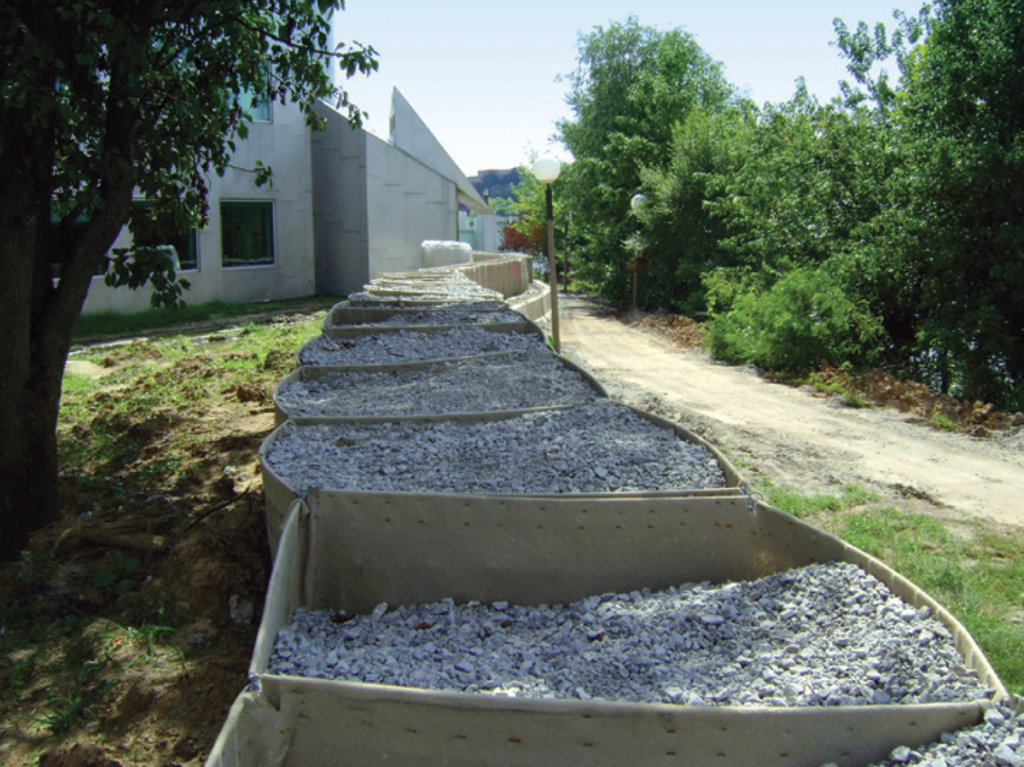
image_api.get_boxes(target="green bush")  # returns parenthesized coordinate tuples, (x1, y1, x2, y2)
(703, 264, 884, 371)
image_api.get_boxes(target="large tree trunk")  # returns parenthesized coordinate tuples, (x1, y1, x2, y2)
(0, 114, 134, 561)
(0, 218, 128, 561)
(0, 182, 57, 561)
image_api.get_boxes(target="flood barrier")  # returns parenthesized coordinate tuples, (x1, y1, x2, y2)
(207, 495, 1004, 767)
(205, 265, 1006, 767)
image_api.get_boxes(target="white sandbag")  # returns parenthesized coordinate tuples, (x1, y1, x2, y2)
(422, 240, 472, 267)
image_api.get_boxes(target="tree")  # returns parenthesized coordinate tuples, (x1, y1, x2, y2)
(631, 103, 755, 314)
(836, 0, 1024, 405)
(0, 0, 377, 560)
(557, 17, 733, 303)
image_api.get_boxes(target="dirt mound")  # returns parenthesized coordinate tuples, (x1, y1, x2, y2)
(629, 310, 706, 349)
(800, 362, 1022, 436)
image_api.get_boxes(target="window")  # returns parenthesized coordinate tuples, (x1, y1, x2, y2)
(221, 201, 274, 267)
(131, 202, 199, 271)
(239, 87, 271, 123)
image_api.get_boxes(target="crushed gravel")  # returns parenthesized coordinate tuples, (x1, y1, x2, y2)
(856, 702, 1024, 767)
(347, 271, 504, 303)
(267, 561, 993, 709)
(264, 400, 727, 494)
(298, 326, 544, 367)
(326, 301, 527, 329)
(275, 346, 603, 419)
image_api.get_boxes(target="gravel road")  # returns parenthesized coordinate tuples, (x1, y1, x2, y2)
(552, 296, 1024, 532)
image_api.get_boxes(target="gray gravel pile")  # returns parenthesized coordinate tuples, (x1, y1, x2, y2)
(348, 272, 503, 303)
(264, 400, 727, 494)
(276, 346, 602, 419)
(267, 561, 992, 709)
(849, 702, 1024, 767)
(346, 302, 526, 328)
(298, 326, 544, 367)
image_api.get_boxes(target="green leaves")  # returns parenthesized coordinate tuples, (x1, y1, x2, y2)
(3, 0, 378, 310)
(91, 549, 142, 598)
(703, 263, 884, 371)
(557, 17, 734, 305)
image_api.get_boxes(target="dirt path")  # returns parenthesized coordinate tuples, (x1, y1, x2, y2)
(556, 296, 1024, 532)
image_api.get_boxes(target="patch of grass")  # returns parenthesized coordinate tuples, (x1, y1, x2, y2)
(60, 371, 102, 398)
(759, 480, 878, 518)
(836, 507, 1024, 696)
(58, 314, 323, 510)
(807, 372, 870, 408)
(839, 391, 870, 408)
(72, 296, 340, 340)
(929, 411, 958, 431)
(105, 621, 178, 660)
(35, 661, 112, 736)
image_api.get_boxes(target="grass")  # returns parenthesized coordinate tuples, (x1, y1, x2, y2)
(759, 480, 879, 518)
(1, 303, 328, 747)
(929, 411, 959, 432)
(61, 315, 322, 502)
(763, 481, 1024, 696)
(72, 295, 340, 340)
(807, 371, 870, 408)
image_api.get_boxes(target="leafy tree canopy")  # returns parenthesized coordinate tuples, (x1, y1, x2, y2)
(556, 16, 735, 303)
(0, 0, 377, 560)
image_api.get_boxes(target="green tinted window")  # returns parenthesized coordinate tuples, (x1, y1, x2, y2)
(221, 201, 274, 267)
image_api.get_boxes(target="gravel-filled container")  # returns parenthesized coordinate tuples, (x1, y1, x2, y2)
(320, 300, 537, 339)
(297, 325, 546, 368)
(353, 271, 505, 303)
(206, 496, 1005, 767)
(259, 401, 745, 550)
(272, 346, 608, 424)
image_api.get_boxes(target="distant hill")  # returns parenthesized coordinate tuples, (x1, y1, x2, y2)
(469, 168, 521, 201)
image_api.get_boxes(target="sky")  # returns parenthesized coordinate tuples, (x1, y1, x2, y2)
(330, 1, 917, 178)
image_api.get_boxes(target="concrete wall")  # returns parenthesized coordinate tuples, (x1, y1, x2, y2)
(389, 89, 490, 217)
(366, 134, 458, 277)
(311, 103, 371, 298)
(83, 99, 317, 314)
(312, 100, 462, 296)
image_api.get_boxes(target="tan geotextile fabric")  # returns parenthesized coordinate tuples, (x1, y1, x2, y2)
(206, 498, 1005, 767)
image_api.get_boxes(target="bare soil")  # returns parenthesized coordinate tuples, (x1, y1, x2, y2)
(558, 295, 1024, 535)
(0, 310, 323, 767)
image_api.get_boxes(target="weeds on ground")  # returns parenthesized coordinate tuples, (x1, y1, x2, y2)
(806, 371, 871, 408)
(2, 304, 323, 762)
(758, 480, 878, 518)
(929, 411, 958, 432)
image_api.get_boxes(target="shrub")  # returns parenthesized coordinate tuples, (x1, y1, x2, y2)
(704, 264, 884, 371)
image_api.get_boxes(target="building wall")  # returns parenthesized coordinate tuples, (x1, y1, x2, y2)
(312, 100, 460, 296)
(84, 91, 487, 312)
(365, 134, 458, 277)
(82, 99, 317, 314)
(311, 102, 371, 297)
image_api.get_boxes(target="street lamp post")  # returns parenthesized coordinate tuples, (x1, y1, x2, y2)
(533, 157, 562, 352)
(630, 193, 647, 315)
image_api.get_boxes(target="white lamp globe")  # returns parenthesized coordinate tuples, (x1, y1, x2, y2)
(533, 157, 562, 184)
(631, 193, 647, 213)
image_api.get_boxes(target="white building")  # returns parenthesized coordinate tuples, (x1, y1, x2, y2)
(83, 89, 495, 314)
